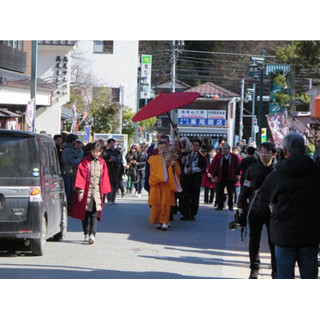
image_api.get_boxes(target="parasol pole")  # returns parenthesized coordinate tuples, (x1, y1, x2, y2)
(167, 112, 182, 148)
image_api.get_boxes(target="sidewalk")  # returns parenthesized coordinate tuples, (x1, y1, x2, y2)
(103, 187, 275, 279)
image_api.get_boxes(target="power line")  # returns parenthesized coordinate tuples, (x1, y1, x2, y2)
(182, 49, 277, 58)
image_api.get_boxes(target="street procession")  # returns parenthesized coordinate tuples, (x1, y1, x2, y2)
(2, 38, 320, 284)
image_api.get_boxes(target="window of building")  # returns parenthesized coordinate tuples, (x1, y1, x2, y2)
(93, 41, 113, 54)
(0, 41, 23, 51)
(110, 88, 120, 102)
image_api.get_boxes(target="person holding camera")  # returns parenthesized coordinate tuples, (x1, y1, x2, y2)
(260, 133, 320, 279)
(237, 142, 277, 279)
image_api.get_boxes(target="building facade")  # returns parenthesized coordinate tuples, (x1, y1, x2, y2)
(0, 40, 75, 136)
(73, 41, 139, 113)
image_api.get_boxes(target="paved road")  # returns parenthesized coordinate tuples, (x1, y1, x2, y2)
(0, 189, 274, 279)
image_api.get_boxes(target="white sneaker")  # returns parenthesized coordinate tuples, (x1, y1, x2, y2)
(89, 234, 95, 244)
(84, 234, 89, 242)
(137, 193, 141, 198)
(161, 223, 168, 231)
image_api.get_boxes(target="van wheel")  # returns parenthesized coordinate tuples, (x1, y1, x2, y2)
(54, 205, 68, 241)
(32, 216, 47, 256)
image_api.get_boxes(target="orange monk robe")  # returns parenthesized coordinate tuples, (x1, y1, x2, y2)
(148, 154, 182, 224)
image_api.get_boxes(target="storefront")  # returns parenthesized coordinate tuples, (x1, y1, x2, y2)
(178, 125, 228, 148)
(0, 109, 21, 130)
(177, 82, 238, 147)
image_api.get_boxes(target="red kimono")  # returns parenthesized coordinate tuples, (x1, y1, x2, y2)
(202, 156, 216, 188)
(70, 155, 111, 221)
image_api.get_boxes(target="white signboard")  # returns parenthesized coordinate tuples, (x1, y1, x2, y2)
(140, 55, 152, 99)
(208, 110, 226, 119)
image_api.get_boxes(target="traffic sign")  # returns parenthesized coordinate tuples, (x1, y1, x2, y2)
(261, 127, 267, 143)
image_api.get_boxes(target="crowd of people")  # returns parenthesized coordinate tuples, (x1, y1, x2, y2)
(53, 130, 320, 279)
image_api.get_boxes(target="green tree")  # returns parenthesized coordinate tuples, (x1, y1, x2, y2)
(64, 89, 87, 114)
(122, 106, 136, 142)
(273, 41, 320, 112)
(88, 87, 118, 133)
(139, 117, 157, 131)
(122, 105, 157, 142)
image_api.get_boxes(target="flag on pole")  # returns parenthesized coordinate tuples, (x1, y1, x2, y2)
(266, 113, 288, 147)
(25, 99, 34, 132)
(75, 111, 89, 132)
(70, 101, 77, 134)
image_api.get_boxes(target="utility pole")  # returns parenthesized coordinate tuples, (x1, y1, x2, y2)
(170, 40, 185, 142)
(239, 79, 244, 141)
(135, 66, 141, 143)
(258, 49, 265, 145)
(170, 40, 176, 141)
(251, 83, 256, 143)
(309, 78, 313, 112)
(31, 40, 38, 132)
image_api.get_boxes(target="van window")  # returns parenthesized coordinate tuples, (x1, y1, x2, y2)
(41, 146, 50, 176)
(48, 146, 58, 175)
(0, 136, 40, 177)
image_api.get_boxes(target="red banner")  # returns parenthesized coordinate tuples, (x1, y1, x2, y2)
(266, 113, 288, 147)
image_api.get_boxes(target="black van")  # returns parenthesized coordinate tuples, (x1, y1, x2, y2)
(0, 130, 68, 255)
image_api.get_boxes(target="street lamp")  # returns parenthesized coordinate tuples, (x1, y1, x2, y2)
(248, 63, 259, 78)
(246, 84, 256, 143)
(248, 50, 265, 145)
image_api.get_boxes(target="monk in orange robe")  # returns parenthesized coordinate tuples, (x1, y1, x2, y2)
(148, 141, 182, 230)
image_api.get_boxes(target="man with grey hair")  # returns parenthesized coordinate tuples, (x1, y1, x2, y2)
(260, 132, 320, 279)
(211, 142, 240, 211)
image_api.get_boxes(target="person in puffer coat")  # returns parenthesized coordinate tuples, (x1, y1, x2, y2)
(260, 132, 320, 279)
(237, 142, 277, 279)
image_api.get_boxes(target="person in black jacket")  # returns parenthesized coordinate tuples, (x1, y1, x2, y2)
(133, 142, 147, 197)
(260, 133, 320, 279)
(53, 134, 63, 168)
(237, 146, 257, 187)
(102, 138, 123, 205)
(180, 139, 206, 221)
(237, 142, 277, 279)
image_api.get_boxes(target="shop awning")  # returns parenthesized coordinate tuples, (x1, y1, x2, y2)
(0, 109, 22, 118)
(177, 126, 228, 138)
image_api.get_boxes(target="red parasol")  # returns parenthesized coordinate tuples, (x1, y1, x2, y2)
(132, 91, 200, 122)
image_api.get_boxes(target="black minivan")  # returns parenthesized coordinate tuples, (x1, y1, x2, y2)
(0, 130, 68, 255)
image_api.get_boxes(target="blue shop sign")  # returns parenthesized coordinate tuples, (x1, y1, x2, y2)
(178, 118, 225, 126)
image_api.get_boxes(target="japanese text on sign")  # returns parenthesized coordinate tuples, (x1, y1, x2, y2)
(178, 109, 226, 126)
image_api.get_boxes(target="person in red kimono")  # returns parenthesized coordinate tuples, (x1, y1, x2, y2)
(232, 146, 242, 207)
(202, 148, 217, 204)
(70, 142, 111, 244)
